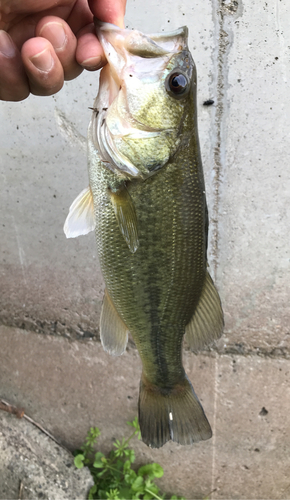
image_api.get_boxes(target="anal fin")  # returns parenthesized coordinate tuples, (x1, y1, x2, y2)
(100, 289, 129, 356)
(185, 271, 224, 352)
(108, 184, 139, 253)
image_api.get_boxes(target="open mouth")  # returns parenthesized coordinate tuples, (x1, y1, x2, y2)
(91, 21, 189, 179)
(92, 62, 170, 179)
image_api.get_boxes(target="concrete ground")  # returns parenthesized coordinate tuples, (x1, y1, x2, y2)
(1, 325, 289, 500)
(0, 410, 93, 500)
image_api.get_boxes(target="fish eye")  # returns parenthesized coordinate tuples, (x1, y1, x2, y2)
(166, 71, 189, 98)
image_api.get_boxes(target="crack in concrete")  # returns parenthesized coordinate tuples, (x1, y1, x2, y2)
(2, 313, 290, 359)
(54, 107, 87, 152)
(0, 317, 98, 341)
(209, 2, 244, 496)
(210, 0, 243, 281)
(217, 343, 290, 359)
(210, 353, 219, 497)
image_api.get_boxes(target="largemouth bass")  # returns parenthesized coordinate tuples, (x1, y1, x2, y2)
(64, 21, 223, 448)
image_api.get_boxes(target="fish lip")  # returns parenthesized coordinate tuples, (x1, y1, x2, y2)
(94, 17, 188, 37)
(94, 18, 189, 57)
(94, 18, 189, 49)
(145, 26, 188, 43)
(94, 18, 119, 32)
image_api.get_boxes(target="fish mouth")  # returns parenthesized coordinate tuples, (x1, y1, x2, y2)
(92, 65, 161, 178)
(95, 18, 188, 109)
(92, 55, 167, 178)
(92, 20, 189, 178)
(94, 19, 189, 56)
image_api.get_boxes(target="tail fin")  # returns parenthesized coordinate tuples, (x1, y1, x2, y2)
(138, 374, 212, 448)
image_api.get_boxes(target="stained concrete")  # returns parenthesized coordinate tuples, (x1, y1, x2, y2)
(0, 410, 93, 500)
(0, 0, 215, 343)
(1, 1, 289, 353)
(217, 0, 290, 354)
(1, 325, 290, 500)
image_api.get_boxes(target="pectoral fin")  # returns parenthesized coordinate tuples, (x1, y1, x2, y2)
(108, 185, 139, 253)
(64, 186, 95, 238)
(185, 272, 224, 352)
(100, 290, 129, 356)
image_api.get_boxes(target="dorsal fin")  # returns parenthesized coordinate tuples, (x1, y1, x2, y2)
(185, 272, 224, 352)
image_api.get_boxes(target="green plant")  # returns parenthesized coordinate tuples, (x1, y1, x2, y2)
(74, 417, 186, 500)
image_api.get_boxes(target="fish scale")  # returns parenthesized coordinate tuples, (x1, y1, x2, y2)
(89, 132, 205, 385)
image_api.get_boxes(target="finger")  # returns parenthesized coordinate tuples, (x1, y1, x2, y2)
(88, 0, 126, 28)
(36, 16, 82, 81)
(0, 30, 29, 101)
(21, 37, 64, 96)
(1, 1, 74, 31)
(65, 0, 93, 35)
(76, 23, 106, 70)
(6, 5, 73, 49)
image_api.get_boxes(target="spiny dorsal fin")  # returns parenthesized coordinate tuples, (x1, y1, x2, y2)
(64, 186, 95, 238)
(185, 271, 224, 352)
(108, 185, 139, 253)
(100, 289, 129, 356)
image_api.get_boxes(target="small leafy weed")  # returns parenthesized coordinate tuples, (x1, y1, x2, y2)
(74, 417, 186, 500)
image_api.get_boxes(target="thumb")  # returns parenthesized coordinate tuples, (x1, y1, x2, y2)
(88, 0, 126, 28)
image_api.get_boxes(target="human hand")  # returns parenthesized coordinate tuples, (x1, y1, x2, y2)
(0, 0, 126, 101)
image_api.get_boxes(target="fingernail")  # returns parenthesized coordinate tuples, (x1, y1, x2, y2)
(0, 30, 16, 58)
(39, 22, 67, 51)
(81, 55, 102, 70)
(30, 47, 54, 72)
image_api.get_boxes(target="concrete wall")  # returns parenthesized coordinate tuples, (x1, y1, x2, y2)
(1, 1, 290, 498)
(1, 0, 289, 351)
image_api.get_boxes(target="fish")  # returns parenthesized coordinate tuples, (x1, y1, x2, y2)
(64, 20, 224, 448)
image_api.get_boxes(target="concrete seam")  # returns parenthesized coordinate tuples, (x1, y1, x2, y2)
(209, 3, 242, 494)
(1, 319, 290, 359)
(210, 0, 243, 281)
(210, 352, 219, 500)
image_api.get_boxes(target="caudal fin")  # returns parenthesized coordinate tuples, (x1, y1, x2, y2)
(138, 374, 212, 448)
